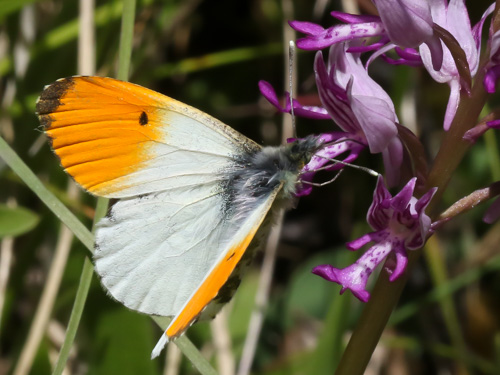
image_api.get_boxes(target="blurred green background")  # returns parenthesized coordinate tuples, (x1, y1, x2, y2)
(1, 0, 500, 374)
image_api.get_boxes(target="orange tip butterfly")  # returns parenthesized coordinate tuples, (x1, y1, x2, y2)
(36, 76, 320, 358)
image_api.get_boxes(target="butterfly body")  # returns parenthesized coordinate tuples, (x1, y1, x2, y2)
(37, 76, 320, 358)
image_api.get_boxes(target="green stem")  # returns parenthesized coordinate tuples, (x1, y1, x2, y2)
(423, 82, 490, 212)
(334, 259, 413, 375)
(175, 336, 219, 375)
(116, 0, 136, 81)
(151, 317, 218, 375)
(51, 257, 94, 375)
(52, 198, 109, 375)
(0, 136, 94, 252)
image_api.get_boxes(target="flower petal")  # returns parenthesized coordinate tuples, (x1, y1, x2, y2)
(349, 93, 398, 153)
(447, 0, 478, 75)
(258, 80, 281, 109)
(484, 196, 500, 224)
(423, 35, 444, 71)
(381, 137, 404, 187)
(484, 65, 500, 93)
(259, 80, 331, 120)
(293, 22, 386, 51)
(374, 0, 434, 47)
(288, 20, 325, 35)
(312, 264, 371, 302)
(472, 3, 495, 51)
(391, 178, 417, 211)
(367, 176, 393, 230)
(443, 78, 461, 131)
(330, 11, 381, 24)
(346, 230, 388, 250)
(386, 245, 408, 281)
(314, 51, 361, 134)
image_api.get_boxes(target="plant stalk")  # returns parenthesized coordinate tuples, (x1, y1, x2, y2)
(334, 7, 497, 372)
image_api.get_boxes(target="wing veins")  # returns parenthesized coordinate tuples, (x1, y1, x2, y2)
(55, 131, 235, 159)
(105, 191, 221, 240)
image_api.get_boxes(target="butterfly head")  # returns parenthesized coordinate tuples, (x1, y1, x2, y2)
(286, 135, 322, 170)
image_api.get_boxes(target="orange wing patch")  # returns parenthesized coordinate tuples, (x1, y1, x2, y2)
(165, 223, 261, 339)
(37, 76, 169, 197)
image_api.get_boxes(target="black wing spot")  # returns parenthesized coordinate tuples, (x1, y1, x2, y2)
(226, 252, 235, 261)
(139, 111, 148, 126)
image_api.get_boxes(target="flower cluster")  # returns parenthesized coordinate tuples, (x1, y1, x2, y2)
(289, 0, 494, 130)
(313, 177, 436, 301)
(261, 0, 500, 301)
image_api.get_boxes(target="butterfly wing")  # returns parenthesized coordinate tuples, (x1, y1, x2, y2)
(37, 76, 260, 198)
(38, 76, 279, 351)
(94, 181, 280, 325)
(150, 188, 280, 357)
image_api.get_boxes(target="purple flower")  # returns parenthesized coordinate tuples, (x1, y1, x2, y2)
(296, 132, 366, 196)
(258, 80, 330, 120)
(484, 29, 500, 93)
(290, 1, 495, 131)
(484, 197, 500, 224)
(290, 1, 443, 69)
(488, 120, 500, 129)
(419, 0, 493, 130)
(260, 42, 404, 192)
(463, 118, 500, 143)
(374, 0, 434, 47)
(290, 15, 386, 51)
(313, 177, 437, 302)
(312, 44, 403, 186)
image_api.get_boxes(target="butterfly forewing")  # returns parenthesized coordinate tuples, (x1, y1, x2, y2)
(37, 76, 260, 198)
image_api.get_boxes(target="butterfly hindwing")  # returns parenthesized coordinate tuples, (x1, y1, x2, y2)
(162, 186, 281, 339)
(94, 177, 281, 329)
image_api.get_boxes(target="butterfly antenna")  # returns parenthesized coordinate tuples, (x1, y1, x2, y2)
(288, 40, 297, 138)
(315, 155, 380, 177)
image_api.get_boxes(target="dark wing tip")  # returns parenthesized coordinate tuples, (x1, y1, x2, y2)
(36, 77, 76, 130)
(36, 77, 76, 121)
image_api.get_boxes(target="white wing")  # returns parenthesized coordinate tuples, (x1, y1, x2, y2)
(94, 181, 280, 318)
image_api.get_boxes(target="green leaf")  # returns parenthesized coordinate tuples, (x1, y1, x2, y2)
(0, 204, 39, 238)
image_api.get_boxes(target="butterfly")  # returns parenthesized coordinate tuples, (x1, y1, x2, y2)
(36, 76, 321, 358)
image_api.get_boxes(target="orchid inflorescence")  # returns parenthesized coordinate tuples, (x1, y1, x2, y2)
(261, 0, 500, 302)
